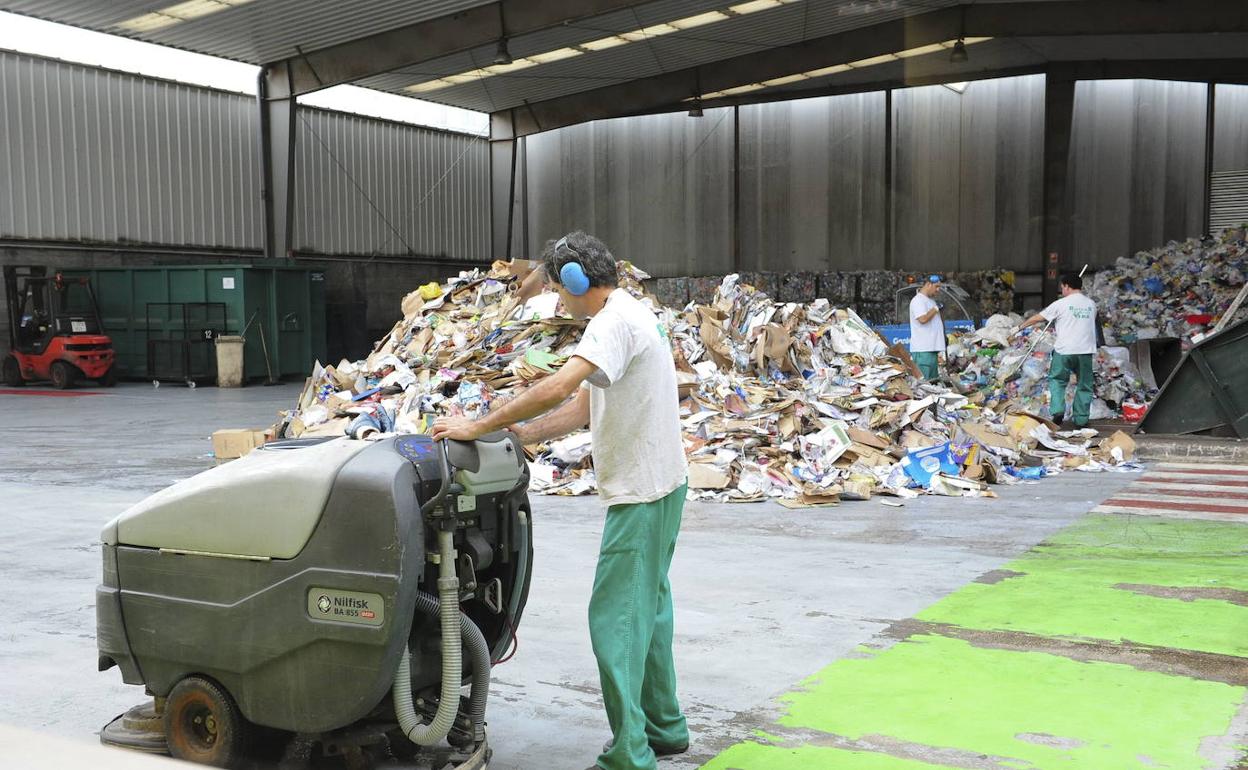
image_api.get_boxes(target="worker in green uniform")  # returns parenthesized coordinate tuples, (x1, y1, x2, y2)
(909, 275, 945, 381)
(1013, 272, 1099, 427)
(433, 231, 690, 770)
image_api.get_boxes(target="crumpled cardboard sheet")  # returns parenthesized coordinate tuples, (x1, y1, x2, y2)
(273, 266, 1140, 506)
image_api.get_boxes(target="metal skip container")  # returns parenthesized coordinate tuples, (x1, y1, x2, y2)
(1138, 318, 1248, 438)
(62, 265, 326, 382)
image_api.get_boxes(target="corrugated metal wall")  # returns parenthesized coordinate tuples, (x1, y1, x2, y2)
(1067, 79, 1208, 266)
(0, 49, 262, 249)
(525, 75, 1044, 277)
(0, 49, 490, 260)
(524, 107, 735, 277)
(3, 47, 1234, 272)
(294, 108, 490, 259)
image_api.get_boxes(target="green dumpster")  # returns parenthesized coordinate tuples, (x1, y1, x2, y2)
(61, 265, 326, 382)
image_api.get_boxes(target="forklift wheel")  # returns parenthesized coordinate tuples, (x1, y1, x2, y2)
(164, 676, 251, 768)
(50, 360, 78, 390)
(1, 356, 22, 387)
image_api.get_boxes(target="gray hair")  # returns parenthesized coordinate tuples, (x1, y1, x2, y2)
(540, 230, 618, 290)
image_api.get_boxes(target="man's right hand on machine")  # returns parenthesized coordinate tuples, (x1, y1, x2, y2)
(431, 415, 487, 442)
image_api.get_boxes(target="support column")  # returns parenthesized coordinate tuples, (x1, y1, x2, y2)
(732, 105, 741, 273)
(258, 66, 298, 259)
(490, 110, 521, 260)
(1203, 82, 1217, 235)
(1042, 74, 1076, 304)
(884, 88, 894, 270)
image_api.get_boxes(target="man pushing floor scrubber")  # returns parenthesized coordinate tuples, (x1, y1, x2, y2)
(434, 231, 691, 770)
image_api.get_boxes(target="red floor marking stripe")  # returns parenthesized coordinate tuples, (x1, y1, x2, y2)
(1156, 467, 1248, 476)
(1143, 476, 1248, 488)
(0, 389, 106, 397)
(1131, 485, 1248, 501)
(1101, 498, 1248, 515)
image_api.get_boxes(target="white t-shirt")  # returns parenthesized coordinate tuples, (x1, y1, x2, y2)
(909, 293, 945, 352)
(1040, 292, 1098, 355)
(572, 289, 687, 507)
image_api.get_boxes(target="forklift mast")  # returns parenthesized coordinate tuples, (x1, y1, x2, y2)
(3, 265, 48, 350)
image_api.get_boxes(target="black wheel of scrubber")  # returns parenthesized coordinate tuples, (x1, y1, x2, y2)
(164, 676, 250, 767)
(1, 356, 22, 387)
(99, 366, 117, 387)
(50, 360, 78, 390)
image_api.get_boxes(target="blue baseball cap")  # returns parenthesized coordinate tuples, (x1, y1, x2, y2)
(928, 274, 942, 284)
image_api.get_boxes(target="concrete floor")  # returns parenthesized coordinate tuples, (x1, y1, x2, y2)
(1, 383, 1240, 770)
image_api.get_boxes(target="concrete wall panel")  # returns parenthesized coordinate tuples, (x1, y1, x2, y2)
(738, 92, 886, 273)
(1214, 83, 1248, 173)
(524, 107, 735, 277)
(1068, 79, 1208, 266)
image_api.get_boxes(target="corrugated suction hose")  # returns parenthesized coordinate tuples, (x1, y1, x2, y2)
(393, 529, 461, 745)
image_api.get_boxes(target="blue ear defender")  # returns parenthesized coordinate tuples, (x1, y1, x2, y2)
(560, 262, 590, 296)
(555, 235, 591, 296)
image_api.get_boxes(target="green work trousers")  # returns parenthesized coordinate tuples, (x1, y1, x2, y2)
(1049, 352, 1094, 426)
(590, 483, 689, 770)
(912, 351, 940, 381)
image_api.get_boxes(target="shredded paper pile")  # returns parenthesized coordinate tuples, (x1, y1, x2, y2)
(274, 261, 1141, 506)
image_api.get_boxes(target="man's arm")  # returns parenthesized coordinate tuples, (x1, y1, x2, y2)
(1010, 311, 1050, 340)
(917, 306, 940, 324)
(431, 356, 597, 441)
(1016, 312, 1048, 331)
(513, 386, 590, 445)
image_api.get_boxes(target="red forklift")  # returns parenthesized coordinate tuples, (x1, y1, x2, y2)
(2, 266, 116, 389)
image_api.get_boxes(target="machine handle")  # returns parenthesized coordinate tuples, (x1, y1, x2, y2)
(419, 439, 454, 519)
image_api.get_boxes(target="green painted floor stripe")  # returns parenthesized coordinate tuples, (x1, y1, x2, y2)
(918, 515, 1248, 658)
(701, 743, 953, 770)
(700, 515, 1248, 770)
(778, 634, 1243, 770)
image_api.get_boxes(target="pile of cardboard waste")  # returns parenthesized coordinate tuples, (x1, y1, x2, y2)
(274, 264, 1140, 505)
(1089, 225, 1248, 345)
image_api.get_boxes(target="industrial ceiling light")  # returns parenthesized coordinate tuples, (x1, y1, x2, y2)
(115, 0, 253, 32)
(949, 38, 968, 63)
(943, 81, 969, 93)
(688, 97, 704, 117)
(401, 0, 802, 94)
(493, 38, 513, 66)
(688, 37, 993, 102)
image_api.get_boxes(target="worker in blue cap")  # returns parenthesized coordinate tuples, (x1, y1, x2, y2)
(909, 275, 945, 381)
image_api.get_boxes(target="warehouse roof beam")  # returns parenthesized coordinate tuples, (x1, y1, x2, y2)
(490, 0, 1248, 139)
(263, 0, 659, 100)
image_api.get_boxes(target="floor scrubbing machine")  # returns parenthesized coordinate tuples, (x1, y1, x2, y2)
(96, 431, 532, 769)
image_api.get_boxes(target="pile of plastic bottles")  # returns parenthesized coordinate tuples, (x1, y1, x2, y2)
(1089, 226, 1248, 345)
